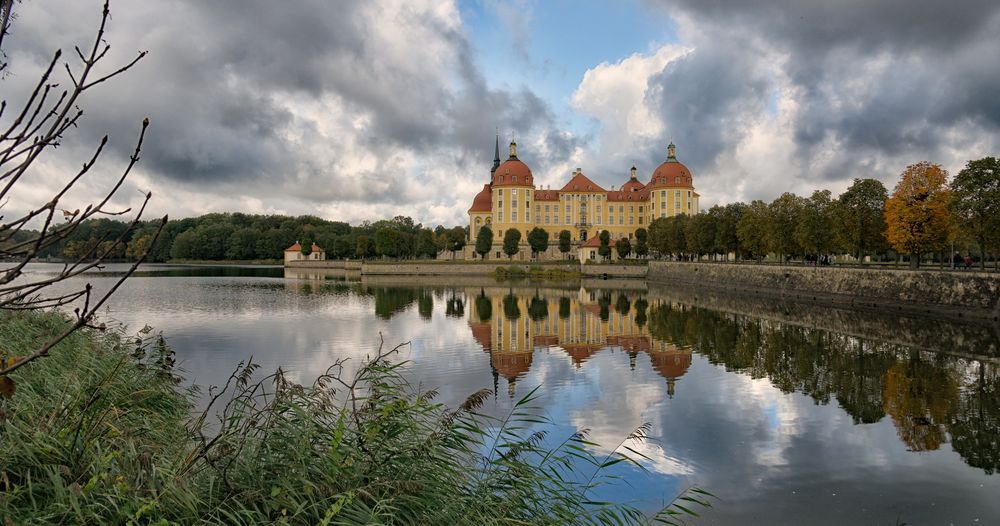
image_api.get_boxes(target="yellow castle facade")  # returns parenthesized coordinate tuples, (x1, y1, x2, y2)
(468, 138, 700, 258)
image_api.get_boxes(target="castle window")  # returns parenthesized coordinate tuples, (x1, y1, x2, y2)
(513, 176, 518, 183)
(512, 189, 518, 196)
(639, 216, 644, 225)
(638, 206, 643, 213)
(661, 201, 666, 209)
(545, 216, 550, 224)
(629, 217, 634, 225)
(565, 215, 570, 224)
(618, 205, 624, 213)
(661, 190, 666, 198)
(675, 176, 680, 184)
(609, 216, 614, 225)
(512, 211, 517, 221)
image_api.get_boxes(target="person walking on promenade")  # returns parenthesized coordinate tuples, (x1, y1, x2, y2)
(964, 255, 973, 270)
(953, 252, 963, 270)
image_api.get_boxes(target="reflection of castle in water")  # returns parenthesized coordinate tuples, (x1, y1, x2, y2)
(466, 286, 692, 397)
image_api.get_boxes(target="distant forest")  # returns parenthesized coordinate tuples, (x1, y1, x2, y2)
(8, 214, 468, 262)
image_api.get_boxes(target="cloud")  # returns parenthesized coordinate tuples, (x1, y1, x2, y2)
(573, 0, 1000, 205)
(1, 0, 570, 226)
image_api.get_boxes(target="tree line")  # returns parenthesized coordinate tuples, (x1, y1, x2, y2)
(641, 158, 998, 269)
(8, 213, 470, 262)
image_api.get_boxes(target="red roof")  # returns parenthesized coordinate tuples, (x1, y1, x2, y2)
(534, 189, 560, 201)
(493, 159, 533, 187)
(647, 160, 694, 189)
(582, 235, 603, 248)
(647, 350, 692, 380)
(560, 171, 606, 193)
(492, 352, 533, 380)
(284, 242, 302, 252)
(469, 184, 492, 212)
(311, 243, 324, 252)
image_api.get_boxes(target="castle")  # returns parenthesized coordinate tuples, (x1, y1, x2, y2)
(468, 137, 699, 259)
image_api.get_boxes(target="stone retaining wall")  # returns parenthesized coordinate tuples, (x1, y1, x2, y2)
(648, 261, 1000, 321)
(360, 262, 580, 276)
(580, 264, 647, 279)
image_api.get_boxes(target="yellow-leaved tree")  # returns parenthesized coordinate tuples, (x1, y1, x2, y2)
(884, 162, 952, 268)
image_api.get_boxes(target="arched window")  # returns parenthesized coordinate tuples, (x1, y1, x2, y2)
(675, 176, 680, 184)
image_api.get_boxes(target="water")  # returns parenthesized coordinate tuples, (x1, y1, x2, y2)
(12, 263, 1000, 524)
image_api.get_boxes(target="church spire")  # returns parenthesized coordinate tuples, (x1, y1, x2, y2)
(490, 131, 501, 182)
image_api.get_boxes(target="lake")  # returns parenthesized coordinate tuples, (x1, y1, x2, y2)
(15, 263, 1000, 524)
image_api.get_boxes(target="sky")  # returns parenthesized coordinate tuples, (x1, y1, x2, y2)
(3, 0, 999, 228)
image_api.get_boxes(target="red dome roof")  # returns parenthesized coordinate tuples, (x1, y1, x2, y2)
(469, 184, 492, 212)
(492, 352, 533, 380)
(647, 350, 692, 380)
(648, 160, 694, 188)
(493, 159, 533, 186)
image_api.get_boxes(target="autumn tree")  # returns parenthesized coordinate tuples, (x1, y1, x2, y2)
(951, 157, 1000, 269)
(527, 227, 549, 259)
(834, 178, 889, 263)
(714, 203, 746, 260)
(884, 162, 952, 268)
(502, 228, 521, 260)
(475, 226, 493, 259)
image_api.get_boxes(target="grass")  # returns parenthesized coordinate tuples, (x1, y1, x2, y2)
(1, 311, 710, 524)
(494, 265, 582, 280)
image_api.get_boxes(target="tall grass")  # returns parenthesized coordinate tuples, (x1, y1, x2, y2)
(1, 311, 710, 524)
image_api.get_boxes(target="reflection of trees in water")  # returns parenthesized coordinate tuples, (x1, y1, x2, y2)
(615, 294, 631, 316)
(646, 301, 1000, 474)
(475, 291, 492, 322)
(598, 293, 611, 321)
(528, 295, 549, 321)
(417, 291, 434, 320)
(951, 363, 1000, 474)
(558, 297, 571, 319)
(503, 293, 521, 320)
(634, 298, 648, 329)
(370, 287, 419, 320)
(445, 296, 464, 318)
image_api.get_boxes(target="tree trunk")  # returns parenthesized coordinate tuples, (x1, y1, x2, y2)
(910, 252, 919, 269)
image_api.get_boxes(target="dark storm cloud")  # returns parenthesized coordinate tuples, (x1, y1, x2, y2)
(3, 0, 567, 207)
(646, 0, 1000, 183)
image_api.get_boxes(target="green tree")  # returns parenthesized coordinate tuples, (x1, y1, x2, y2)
(951, 157, 1000, 269)
(375, 228, 401, 258)
(415, 229, 438, 259)
(615, 237, 632, 260)
(715, 203, 747, 260)
(884, 162, 952, 268)
(634, 228, 648, 258)
(503, 229, 521, 260)
(598, 230, 611, 261)
(796, 190, 836, 259)
(447, 227, 466, 260)
(737, 200, 770, 262)
(647, 218, 669, 258)
(667, 215, 688, 256)
(226, 227, 258, 260)
(475, 226, 493, 259)
(558, 230, 572, 258)
(767, 193, 805, 261)
(356, 235, 375, 259)
(835, 178, 889, 263)
(527, 227, 550, 259)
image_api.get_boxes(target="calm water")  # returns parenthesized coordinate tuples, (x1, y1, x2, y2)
(16, 263, 1000, 524)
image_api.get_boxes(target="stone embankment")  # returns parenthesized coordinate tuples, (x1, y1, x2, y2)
(648, 261, 1000, 322)
(580, 264, 647, 279)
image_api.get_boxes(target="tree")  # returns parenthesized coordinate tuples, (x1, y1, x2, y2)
(558, 230, 572, 257)
(0, 1, 164, 390)
(767, 192, 805, 261)
(615, 237, 632, 260)
(447, 226, 466, 260)
(737, 200, 770, 262)
(527, 227, 549, 259)
(598, 230, 611, 261)
(415, 229, 438, 259)
(951, 157, 1000, 269)
(634, 228, 648, 258)
(503, 229, 521, 259)
(356, 235, 375, 259)
(795, 190, 836, 260)
(835, 178, 888, 263)
(647, 218, 669, 258)
(884, 162, 952, 268)
(475, 226, 493, 259)
(715, 203, 747, 260)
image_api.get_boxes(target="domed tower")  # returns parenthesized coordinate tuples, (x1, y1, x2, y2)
(646, 143, 700, 222)
(490, 140, 536, 253)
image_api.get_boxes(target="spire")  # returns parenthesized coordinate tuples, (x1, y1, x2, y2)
(667, 142, 677, 161)
(509, 140, 518, 159)
(490, 132, 501, 183)
(630, 165, 637, 180)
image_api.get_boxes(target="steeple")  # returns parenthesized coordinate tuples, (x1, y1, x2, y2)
(490, 132, 501, 181)
(509, 140, 518, 159)
(667, 142, 677, 161)
(630, 165, 637, 180)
